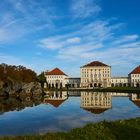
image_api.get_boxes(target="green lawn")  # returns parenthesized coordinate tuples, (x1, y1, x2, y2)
(45, 86, 140, 93)
(1, 118, 140, 140)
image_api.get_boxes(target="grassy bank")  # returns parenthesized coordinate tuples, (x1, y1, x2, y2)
(1, 118, 140, 140)
(100, 87, 140, 93)
(45, 87, 140, 93)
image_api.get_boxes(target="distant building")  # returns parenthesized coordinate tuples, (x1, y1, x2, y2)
(80, 61, 111, 88)
(65, 77, 80, 88)
(111, 77, 129, 87)
(111, 65, 140, 88)
(44, 68, 80, 88)
(44, 68, 68, 88)
(129, 65, 140, 87)
(44, 62, 140, 89)
(80, 92, 112, 114)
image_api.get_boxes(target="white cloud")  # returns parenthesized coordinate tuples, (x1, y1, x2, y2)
(38, 20, 122, 50)
(67, 37, 81, 43)
(39, 37, 65, 50)
(0, 0, 57, 44)
(71, 0, 101, 18)
(0, 14, 26, 43)
(39, 35, 82, 50)
(38, 18, 140, 77)
(0, 53, 29, 67)
(112, 35, 139, 45)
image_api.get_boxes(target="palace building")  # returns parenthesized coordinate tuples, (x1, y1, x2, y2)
(111, 77, 129, 87)
(129, 65, 140, 87)
(44, 61, 140, 88)
(45, 68, 68, 88)
(44, 68, 80, 88)
(111, 65, 140, 88)
(80, 61, 111, 88)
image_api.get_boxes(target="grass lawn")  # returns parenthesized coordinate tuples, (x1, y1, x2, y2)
(45, 87, 140, 93)
(1, 118, 140, 140)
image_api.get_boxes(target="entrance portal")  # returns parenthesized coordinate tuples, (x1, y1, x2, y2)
(136, 83, 140, 87)
(94, 83, 97, 87)
(98, 83, 102, 87)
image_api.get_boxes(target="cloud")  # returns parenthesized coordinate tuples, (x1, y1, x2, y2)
(112, 35, 139, 45)
(38, 17, 140, 76)
(0, 53, 29, 67)
(71, 0, 101, 18)
(0, 14, 26, 43)
(0, 0, 57, 44)
(39, 35, 82, 50)
(67, 37, 81, 43)
(38, 20, 122, 50)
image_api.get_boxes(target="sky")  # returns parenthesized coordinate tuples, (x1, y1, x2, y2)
(0, 0, 140, 77)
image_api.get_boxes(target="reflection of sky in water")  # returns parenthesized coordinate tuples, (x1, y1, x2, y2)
(0, 96, 140, 136)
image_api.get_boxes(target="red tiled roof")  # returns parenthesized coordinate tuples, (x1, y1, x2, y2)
(129, 65, 140, 74)
(45, 68, 67, 76)
(82, 61, 109, 67)
(83, 108, 109, 114)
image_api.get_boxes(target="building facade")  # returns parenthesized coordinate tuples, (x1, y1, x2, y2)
(80, 61, 111, 88)
(45, 68, 68, 88)
(129, 65, 140, 87)
(44, 62, 140, 89)
(44, 68, 80, 88)
(111, 65, 140, 87)
(111, 77, 129, 87)
(65, 77, 80, 88)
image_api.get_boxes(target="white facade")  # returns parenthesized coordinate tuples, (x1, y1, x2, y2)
(45, 75, 68, 88)
(110, 65, 140, 88)
(65, 77, 80, 88)
(44, 68, 68, 88)
(111, 77, 129, 87)
(44, 68, 80, 88)
(80, 61, 111, 88)
(44, 63, 140, 89)
(129, 74, 140, 87)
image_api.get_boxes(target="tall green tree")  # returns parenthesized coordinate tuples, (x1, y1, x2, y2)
(37, 72, 46, 88)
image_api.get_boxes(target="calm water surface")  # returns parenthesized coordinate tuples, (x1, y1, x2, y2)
(0, 91, 140, 136)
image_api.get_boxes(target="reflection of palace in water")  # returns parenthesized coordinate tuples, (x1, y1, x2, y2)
(81, 92, 112, 114)
(130, 93, 140, 108)
(44, 91, 68, 108)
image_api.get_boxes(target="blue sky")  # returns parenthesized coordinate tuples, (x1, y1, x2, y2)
(0, 0, 140, 76)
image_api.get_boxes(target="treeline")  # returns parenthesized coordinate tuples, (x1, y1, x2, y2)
(0, 63, 37, 83)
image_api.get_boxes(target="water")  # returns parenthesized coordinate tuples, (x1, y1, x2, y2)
(0, 91, 140, 136)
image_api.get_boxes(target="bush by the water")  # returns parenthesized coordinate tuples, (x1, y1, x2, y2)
(0, 118, 140, 140)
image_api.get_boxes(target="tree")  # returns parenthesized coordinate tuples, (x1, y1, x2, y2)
(37, 72, 46, 88)
(0, 63, 37, 83)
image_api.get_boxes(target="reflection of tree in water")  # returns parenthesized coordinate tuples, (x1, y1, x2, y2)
(0, 94, 43, 115)
(130, 93, 140, 108)
(81, 92, 112, 114)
